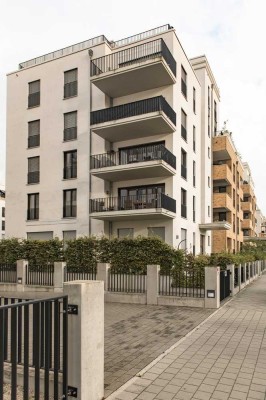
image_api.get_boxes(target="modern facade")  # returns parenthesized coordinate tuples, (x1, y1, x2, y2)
(255, 207, 265, 237)
(0, 189, 5, 239)
(6, 24, 222, 253)
(211, 131, 244, 253)
(241, 162, 257, 238)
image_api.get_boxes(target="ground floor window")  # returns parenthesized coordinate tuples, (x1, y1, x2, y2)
(147, 227, 165, 241)
(117, 228, 134, 239)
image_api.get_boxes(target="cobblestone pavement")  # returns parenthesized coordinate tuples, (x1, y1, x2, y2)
(104, 303, 213, 397)
(110, 274, 266, 400)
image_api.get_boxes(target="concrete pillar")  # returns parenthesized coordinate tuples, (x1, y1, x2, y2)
(16, 259, 28, 292)
(228, 264, 234, 296)
(243, 263, 247, 286)
(97, 263, 110, 291)
(64, 280, 104, 400)
(204, 266, 220, 309)
(54, 262, 65, 292)
(147, 265, 160, 305)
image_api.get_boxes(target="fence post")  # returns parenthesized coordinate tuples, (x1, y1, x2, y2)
(54, 262, 65, 292)
(16, 259, 28, 292)
(204, 267, 220, 309)
(147, 265, 160, 305)
(243, 263, 247, 286)
(228, 264, 234, 296)
(97, 263, 110, 290)
(239, 265, 242, 291)
(64, 281, 104, 400)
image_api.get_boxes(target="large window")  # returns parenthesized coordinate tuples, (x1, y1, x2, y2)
(181, 109, 187, 141)
(2, 221, 5, 231)
(64, 150, 77, 179)
(193, 161, 196, 187)
(28, 120, 40, 148)
(2, 207, 5, 218)
(193, 125, 196, 152)
(208, 86, 210, 137)
(181, 188, 187, 218)
(181, 66, 187, 98)
(193, 196, 196, 222)
(180, 228, 187, 250)
(214, 100, 217, 134)
(117, 228, 134, 239)
(64, 111, 77, 141)
(193, 87, 196, 113)
(63, 189, 77, 218)
(181, 149, 187, 179)
(27, 193, 39, 220)
(64, 69, 78, 98)
(148, 227, 165, 241)
(28, 157, 40, 184)
(118, 184, 165, 208)
(28, 80, 40, 108)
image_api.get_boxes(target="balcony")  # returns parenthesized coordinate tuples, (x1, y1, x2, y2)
(213, 164, 233, 185)
(90, 39, 176, 97)
(241, 201, 252, 212)
(90, 144, 176, 181)
(242, 219, 253, 230)
(213, 192, 233, 211)
(199, 221, 231, 231)
(90, 96, 176, 142)
(90, 193, 176, 221)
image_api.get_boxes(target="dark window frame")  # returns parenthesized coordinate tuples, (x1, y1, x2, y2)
(64, 68, 78, 99)
(27, 193, 39, 220)
(63, 189, 77, 218)
(28, 80, 40, 108)
(64, 150, 77, 179)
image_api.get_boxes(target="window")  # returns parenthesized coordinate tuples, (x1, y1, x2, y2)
(233, 164, 236, 182)
(180, 228, 187, 250)
(64, 111, 77, 141)
(244, 212, 249, 219)
(181, 188, 187, 218)
(181, 149, 187, 179)
(28, 80, 40, 108)
(193, 196, 196, 222)
(243, 229, 249, 237)
(208, 86, 210, 137)
(28, 120, 40, 148)
(233, 188, 236, 207)
(208, 236, 210, 246)
(148, 227, 165, 241)
(2, 207, 5, 218)
(64, 150, 77, 179)
(118, 228, 134, 239)
(208, 176, 210, 187)
(208, 147, 210, 158)
(181, 109, 187, 140)
(214, 100, 217, 134)
(219, 212, 226, 221)
(193, 161, 196, 187)
(233, 214, 235, 232)
(2, 221, 5, 231)
(63, 189, 77, 218)
(27, 193, 39, 220)
(193, 87, 196, 113)
(27, 231, 53, 240)
(200, 234, 205, 254)
(193, 126, 196, 152)
(237, 171, 239, 188)
(237, 217, 240, 234)
(64, 68, 78, 98)
(63, 230, 77, 242)
(208, 206, 210, 217)
(28, 157, 40, 184)
(181, 66, 187, 98)
(193, 232, 195, 256)
(219, 186, 226, 193)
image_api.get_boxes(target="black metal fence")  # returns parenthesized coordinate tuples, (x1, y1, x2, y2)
(90, 38, 176, 77)
(90, 143, 176, 170)
(241, 265, 244, 283)
(0, 295, 68, 400)
(159, 268, 205, 298)
(90, 193, 176, 214)
(26, 264, 54, 286)
(234, 267, 239, 288)
(64, 265, 97, 281)
(220, 270, 230, 301)
(0, 264, 17, 284)
(108, 271, 147, 293)
(90, 95, 176, 126)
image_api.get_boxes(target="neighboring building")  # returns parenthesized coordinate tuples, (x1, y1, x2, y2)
(255, 207, 265, 237)
(241, 162, 257, 238)
(0, 189, 5, 239)
(6, 24, 222, 253)
(212, 131, 244, 253)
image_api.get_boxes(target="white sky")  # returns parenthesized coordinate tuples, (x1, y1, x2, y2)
(1, 0, 266, 212)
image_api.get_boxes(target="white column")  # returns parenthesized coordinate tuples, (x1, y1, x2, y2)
(205, 266, 220, 309)
(147, 265, 160, 305)
(54, 262, 65, 292)
(97, 263, 110, 291)
(64, 281, 104, 400)
(16, 259, 27, 292)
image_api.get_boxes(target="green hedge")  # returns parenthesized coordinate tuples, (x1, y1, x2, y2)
(0, 237, 265, 271)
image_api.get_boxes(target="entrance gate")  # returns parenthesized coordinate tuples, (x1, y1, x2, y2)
(220, 270, 231, 301)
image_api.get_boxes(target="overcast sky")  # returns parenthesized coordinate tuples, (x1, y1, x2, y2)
(1, 0, 266, 212)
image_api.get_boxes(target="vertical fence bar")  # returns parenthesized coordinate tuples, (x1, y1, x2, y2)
(62, 296, 68, 399)
(0, 309, 4, 400)
(11, 307, 17, 400)
(44, 301, 51, 400)
(54, 300, 59, 400)
(33, 302, 40, 400)
(23, 304, 29, 400)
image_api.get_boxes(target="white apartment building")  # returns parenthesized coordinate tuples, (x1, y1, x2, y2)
(6, 24, 220, 253)
(0, 189, 5, 238)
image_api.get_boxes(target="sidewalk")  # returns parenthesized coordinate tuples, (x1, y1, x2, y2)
(111, 274, 266, 400)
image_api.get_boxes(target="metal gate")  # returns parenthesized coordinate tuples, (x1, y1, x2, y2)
(0, 295, 68, 400)
(220, 269, 231, 301)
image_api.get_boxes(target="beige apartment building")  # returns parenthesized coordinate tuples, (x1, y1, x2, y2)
(241, 162, 257, 238)
(212, 131, 244, 253)
(6, 24, 222, 253)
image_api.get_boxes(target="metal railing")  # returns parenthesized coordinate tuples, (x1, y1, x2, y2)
(113, 24, 172, 48)
(91, 95, 176, 126)
(64, 127, 77, 141)
(28, 134, 40, 148)
(90, 143, 176, 170)
(27, 171, 40, 184)
(159, 268, 205, 298)
(108, 271, 146, 293)
(0, 264, 17, 284)
(0, 295, 68, 400)
(63, 165, 77, 179)
(91, 38, 176, 77)
(90, 193, 176, 214)
(234, 267, 239, 288)
(64, 265, 97, 281)
(26, 264, 54, 286)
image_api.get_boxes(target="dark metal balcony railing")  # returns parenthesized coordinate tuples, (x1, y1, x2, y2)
(27, 171, 40, 184)
(63, 165, 77, 179)
(91, 38, 176, 77)
(91, 96, 176, 126)
(181, 165, 187, 179)
(64, 127, 77, 141)
(90, 193, 176, 214)
(90, 144, 176, 170)
(28, 134, 40, 148)
(181, 204, 187, 218)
